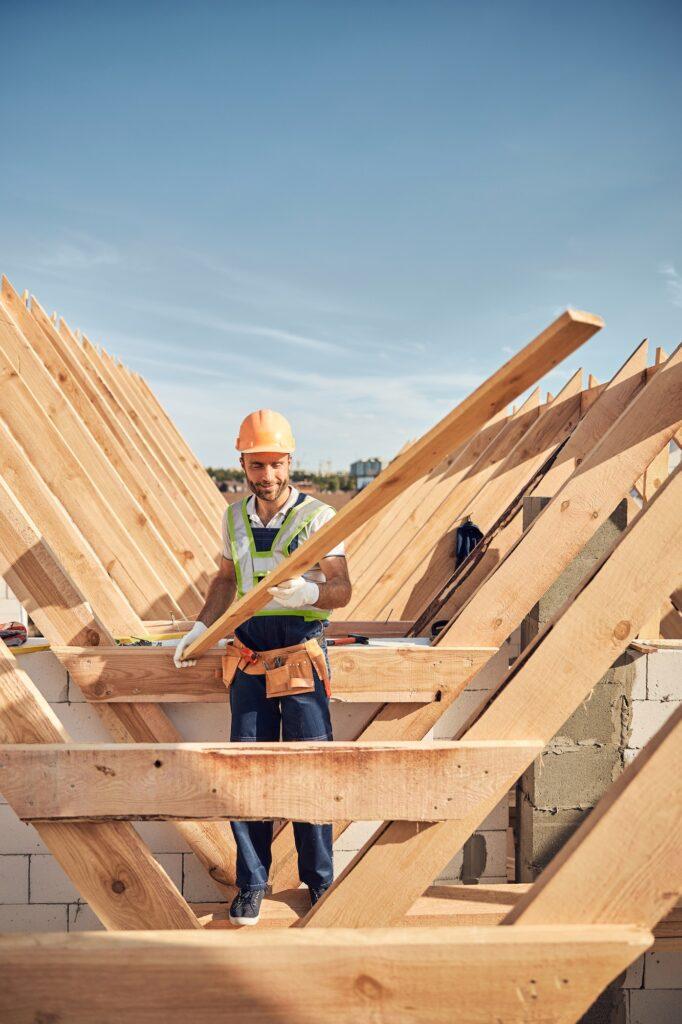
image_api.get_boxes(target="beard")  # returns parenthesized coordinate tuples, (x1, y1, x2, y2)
(247, 476, 289, 501)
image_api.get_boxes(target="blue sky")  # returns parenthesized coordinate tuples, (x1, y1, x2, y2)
(1, 1, 680, 471)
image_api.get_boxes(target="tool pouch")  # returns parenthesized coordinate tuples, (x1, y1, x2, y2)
(221, 650, 242, 689)
(264, 653, 315, 698)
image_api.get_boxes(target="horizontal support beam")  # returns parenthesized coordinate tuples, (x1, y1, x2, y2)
(0, 740, 541, 823)
(195, 884, 682, 944)
(54, 645, 496, 704)
(0, 925, 650, 1024)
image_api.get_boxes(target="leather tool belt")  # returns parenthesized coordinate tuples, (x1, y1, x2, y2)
(221, 639, 331, 699)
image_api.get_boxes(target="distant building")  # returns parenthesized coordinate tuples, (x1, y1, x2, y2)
(350, 458, 382, 490)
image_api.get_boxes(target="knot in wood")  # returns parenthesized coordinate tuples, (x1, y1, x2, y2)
(612, 620, 631, 642)
(111, 879, 126, 894)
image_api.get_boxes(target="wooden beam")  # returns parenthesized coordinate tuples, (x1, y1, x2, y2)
(55, 644, 496, 704)
(0, 417, 144, 639)
(66, 320, 221, 561)
(436, 343, 682, 648)
(0, 471, 239, 891)
(0, 291, 190, 619)
(0, 925, 651, 1024)
(268, 346, 655, 891)
(388, 370, 584, 619)
(412, 341, 648, 633)
(186, 309, 603, 656)
(346, 391, 542, 617)
(302, 467, 682, 925)
(0, 640, 199, 929)
(506, 705, 682, 931)
(0, 740, 541, 823)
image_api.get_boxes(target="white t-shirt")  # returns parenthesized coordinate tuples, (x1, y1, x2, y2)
(221, 486, 345, 585)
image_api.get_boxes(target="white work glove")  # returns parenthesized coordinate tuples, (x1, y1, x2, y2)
(267, 576, 319, 609)
(173, 621, 208, 668)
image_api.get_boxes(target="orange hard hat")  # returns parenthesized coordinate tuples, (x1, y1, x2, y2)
(236, 409, 296, 454)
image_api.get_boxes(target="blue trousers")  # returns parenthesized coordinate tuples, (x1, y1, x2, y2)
(229, 665, 334, 891)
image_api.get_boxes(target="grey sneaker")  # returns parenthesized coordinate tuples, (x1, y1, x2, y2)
(229, 888, 266, 926)
(309, 883, 330, 907)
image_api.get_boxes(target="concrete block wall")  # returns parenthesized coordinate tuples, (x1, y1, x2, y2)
(0, 633, 515, 931)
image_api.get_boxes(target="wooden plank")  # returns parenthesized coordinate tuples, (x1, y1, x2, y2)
(0, 294, 191, 620)
(0, 417, 144, 639)
(413, 341, 648, 634)
(186, 309, 603, 656)
(507, 705, 682, 931)
(66, 321, 221, 562)
(89, 344, 221, 536)
(131, 368, 227, 518)
(345, 406, 515, 602)
(55, 644, 496, 703)
(15, 288, 216, 589)
(302, 467, 682, 925)
(273, 349, 648, 888)
(0, 471, 239, 890)
(0, 475, 113, 648)
(198, 885, 682, 937)
(0, 925, 651, 1024)
(0, 740, 541, 823)
(0, 639, 200, 929)
(387, 370, 584, 619)
(346, 391, 542, 617)
(436, 344, 682, 648)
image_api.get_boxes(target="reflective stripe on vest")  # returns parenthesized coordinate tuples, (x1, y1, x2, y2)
(227, 495, 332, 620)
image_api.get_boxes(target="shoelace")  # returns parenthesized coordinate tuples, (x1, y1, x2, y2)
(241, 890, 263, 911)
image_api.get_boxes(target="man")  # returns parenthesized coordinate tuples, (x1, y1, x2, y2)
(174, 409, 352, 926)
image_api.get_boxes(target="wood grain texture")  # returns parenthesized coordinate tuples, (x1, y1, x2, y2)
(0, 925, 651, 1024)
(302, 467, 682, 925)
(0, 640, 199, 930)
(187, 309, 603, 655)
(0, 740, 541, 824)
(55, 644, 496, 703)
(413, 341, 648, 634)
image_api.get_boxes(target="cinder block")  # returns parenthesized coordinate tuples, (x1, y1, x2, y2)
(51, 702, 114, 741)
(155, 853, 183, 892)
(20, 651, 68, 702)
(524, 744, 621, 810)
(133, 821, 192, 855)
(333, 849, 358, 877)
(630, 653, 648, 700)
(466, 644, 510, 691)
(329, 702, 379, 739)
(479, 830, 507, 878)
(644, 950, 682, 989)
(30, 854, 80, 903)
(0, 805, 48, 854)
(432, 691, 485, 738)
(435, 847, 464, 882)
(333, 821, 382, 852)
(480, 797, 509, 832)
(163, 703, 231, 742)
(0, 855, 29, 903)
(621, 954, 644, 989)
(646, 651, 682, 702)
(182, 853, 228, 903)
(517, 803, 588, 880)
(0, 903, 68, 932)
(68, 901, 105, 932)
(628, 700, 682, 749)
(629, 988, 682, 1023)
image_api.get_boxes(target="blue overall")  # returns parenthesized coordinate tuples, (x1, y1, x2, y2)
(229, 494, 334, 892)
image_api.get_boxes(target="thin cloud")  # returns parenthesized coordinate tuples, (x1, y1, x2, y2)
(659, 263, 682, 308)
(32, 233, 119, 272)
